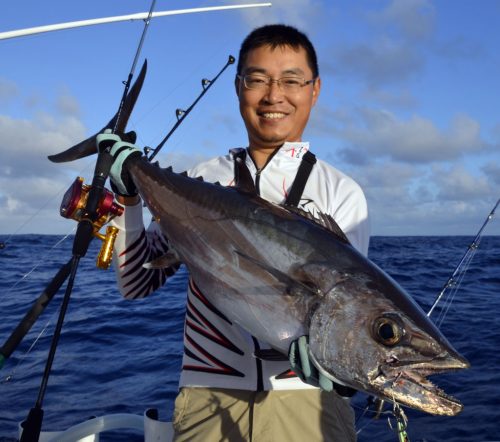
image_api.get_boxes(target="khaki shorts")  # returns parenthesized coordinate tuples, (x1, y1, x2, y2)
(172, 387, 356, 442)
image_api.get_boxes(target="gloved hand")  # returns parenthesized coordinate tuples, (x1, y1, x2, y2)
(96, 129, 142, 197)
(289, 335, 335, 392)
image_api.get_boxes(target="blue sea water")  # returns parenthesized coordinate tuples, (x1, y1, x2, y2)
(0, 234, 499, 441)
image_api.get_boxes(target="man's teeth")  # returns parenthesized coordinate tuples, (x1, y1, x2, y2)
(262, 112, 285, 119)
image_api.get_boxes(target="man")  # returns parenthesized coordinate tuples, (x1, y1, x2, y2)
(102, 24, 369, 441)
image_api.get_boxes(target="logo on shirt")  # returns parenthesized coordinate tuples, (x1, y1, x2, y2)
(284, 143, 309, 159)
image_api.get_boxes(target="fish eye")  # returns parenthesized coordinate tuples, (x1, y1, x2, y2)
(373, 316, 404, 346)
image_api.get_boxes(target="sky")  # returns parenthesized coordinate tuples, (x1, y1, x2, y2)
(0, 0, 499, 236)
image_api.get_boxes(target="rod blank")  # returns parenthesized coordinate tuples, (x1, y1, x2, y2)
(0, 4, 272, 41)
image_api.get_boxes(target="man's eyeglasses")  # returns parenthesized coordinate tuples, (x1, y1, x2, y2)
(238, 74, 316, 92)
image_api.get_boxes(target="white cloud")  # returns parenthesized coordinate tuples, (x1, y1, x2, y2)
(362, 86, 418, 109)
(366, 0, 436, 42)
(312, 107, 487, 164)
(56, 89, 81, 117)
(0, 113, 86, 178)
(0, 78, 19, 104)
(230, 0, 324, 29)
(0, 87, 94, 234)
(343, 158, 499, 236)
(482, 161, 500, 185)
(321, 0, 435, 89)
(325, 38, 423, 87)
(433, 165, 494, 201)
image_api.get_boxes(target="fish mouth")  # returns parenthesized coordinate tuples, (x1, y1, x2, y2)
(373, 356, 470, 416)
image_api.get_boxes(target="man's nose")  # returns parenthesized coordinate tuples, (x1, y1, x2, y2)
(263, 80, 285, 103)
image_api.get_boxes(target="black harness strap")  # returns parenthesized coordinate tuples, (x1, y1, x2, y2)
(231, 148, 317, 208)
(230, 148, 248, 188)
(284, 150, 317, 208)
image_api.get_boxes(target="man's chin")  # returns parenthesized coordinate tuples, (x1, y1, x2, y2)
(249, 134, 290, 150)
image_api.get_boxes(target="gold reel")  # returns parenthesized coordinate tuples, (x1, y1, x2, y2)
(60, 177, 124, 269)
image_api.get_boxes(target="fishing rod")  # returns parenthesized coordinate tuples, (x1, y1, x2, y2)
(18, 3, 158, 440)
(0, 62, 146, 372)
(147, 54, 235, 162)
(427, 198, 500, 318)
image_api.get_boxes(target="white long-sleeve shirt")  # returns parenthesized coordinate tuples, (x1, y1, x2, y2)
(110, 142, 370, 391)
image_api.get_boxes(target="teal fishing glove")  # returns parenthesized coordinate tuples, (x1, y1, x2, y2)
(289, 335, 335, 392)
(96, 129, 142, 197)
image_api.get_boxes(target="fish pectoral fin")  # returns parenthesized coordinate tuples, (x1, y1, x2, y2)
(143, 251, 181, 269)
(234, 250, 320, 297)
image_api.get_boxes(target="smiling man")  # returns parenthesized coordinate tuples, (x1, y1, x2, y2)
(236, 41, 321, 169)
(105, 24, 369, 441)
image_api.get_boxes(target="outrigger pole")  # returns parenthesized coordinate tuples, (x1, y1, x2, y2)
(0, 3, 272, 41)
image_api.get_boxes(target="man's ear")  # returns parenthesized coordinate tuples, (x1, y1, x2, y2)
(235, 76, 241, 97)
(312, 76, 321, 106)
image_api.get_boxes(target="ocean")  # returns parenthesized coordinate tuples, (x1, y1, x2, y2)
(0, 234, 499, 441)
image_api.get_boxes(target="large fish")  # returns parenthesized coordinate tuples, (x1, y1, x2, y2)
(49, 73, 468, 416)
(124, 156, 468, 417)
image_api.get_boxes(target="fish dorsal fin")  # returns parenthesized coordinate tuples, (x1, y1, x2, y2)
(161, 166, 204, 182)
(284, 205, 351, 245)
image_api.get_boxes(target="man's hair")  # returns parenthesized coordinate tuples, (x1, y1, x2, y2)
(237, 24, 319, 78)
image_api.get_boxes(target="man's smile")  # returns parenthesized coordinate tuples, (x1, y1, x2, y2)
(259, 112, 287, 120)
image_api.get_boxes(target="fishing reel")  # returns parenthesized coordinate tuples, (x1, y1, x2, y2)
(60, 177, 124, 269)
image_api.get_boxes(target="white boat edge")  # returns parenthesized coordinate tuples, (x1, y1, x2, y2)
(18, 408, 173, 442)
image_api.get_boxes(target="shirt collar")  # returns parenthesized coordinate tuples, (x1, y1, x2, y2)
(280, 141, 310, 160)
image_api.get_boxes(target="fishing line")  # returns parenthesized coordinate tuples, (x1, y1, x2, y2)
(1, 314, 55, 384)
(353, 400, 395, 436)
(434, 246, 477, 328)
(133, 26, 235, 126)
(128, 28, 237, 151)
(0, 229, 75, 304)
(113, 0, 157, 134)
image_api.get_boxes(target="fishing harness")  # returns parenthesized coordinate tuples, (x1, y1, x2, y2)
(231, 147, 317, 206)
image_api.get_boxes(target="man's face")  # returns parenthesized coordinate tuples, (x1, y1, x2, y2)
(236, 44, 321, 153)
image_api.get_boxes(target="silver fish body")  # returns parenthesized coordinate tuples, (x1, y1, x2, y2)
(129, 157, 469, 416)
